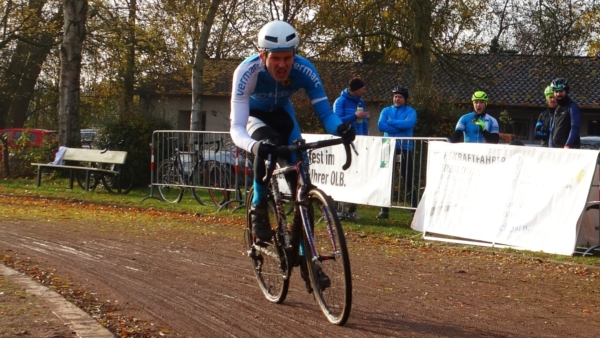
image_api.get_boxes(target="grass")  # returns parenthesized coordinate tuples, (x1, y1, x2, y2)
(1, 175, 600, 267)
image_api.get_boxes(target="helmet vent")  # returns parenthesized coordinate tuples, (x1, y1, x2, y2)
(286, 33, 296, 42)
(265, 36, 278, 43)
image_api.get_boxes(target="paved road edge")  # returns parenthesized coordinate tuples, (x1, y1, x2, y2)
(0, 265, 114, 338)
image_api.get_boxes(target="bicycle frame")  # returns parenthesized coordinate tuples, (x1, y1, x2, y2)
(267, 138, 351, 261)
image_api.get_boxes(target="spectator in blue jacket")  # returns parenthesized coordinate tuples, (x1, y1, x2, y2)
(376, 85, 418, 219)
(333, 77, 369, 217)
(333, 77, 369, 136)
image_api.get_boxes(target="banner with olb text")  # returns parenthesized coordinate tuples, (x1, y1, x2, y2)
(276, 134, 394, 207)
(411, 142, 600, 256)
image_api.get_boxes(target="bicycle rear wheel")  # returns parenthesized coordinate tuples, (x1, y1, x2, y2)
(302, 188, 352, 325)
(244, 186, 290, 303)
(102, 163, 134, 194)
(206, 162, 230, 206)
(156, 160, 184, 203)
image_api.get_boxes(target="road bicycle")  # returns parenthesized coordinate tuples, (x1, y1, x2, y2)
(156, 137, 226, 204)
(75, 140, 134, 194)
(244, 137, 354, 325)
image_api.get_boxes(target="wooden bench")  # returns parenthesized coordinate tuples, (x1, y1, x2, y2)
(32, 148, 128, 190)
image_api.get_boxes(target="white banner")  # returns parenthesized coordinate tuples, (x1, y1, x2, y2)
(412, 142, 600, 256)
(277, 134, 394, 207)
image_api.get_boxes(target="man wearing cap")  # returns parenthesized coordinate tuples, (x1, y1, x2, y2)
(334, 77, 369, 136)
(333, 77, 369, 218)
(535, 86, 557, 147)
(548, 78, 580, 149)
(376, 85, 417, 220)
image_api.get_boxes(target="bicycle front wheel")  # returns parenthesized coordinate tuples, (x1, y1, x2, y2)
(244, 186, 289, 303)
(303, 188, 352, 325)
(156, 160, 184, 203)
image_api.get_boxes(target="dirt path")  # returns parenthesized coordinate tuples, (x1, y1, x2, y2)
(1, 207, 600, 337)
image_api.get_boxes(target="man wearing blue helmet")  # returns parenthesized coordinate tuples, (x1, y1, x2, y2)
(229, 21, 355, 242)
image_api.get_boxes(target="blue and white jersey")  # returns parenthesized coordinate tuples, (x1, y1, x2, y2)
(455, 112, 500, 143)
(230, 54, 341, 152)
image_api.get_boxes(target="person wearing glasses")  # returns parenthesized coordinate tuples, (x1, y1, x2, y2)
(548, 78, 580, 149)
(534, 86, 557, 147)
(451, 91, 500, 144)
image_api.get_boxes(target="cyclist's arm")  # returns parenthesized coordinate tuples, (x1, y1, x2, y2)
(450, 115, 468, 143)
(450, 130, 463, 143)
(230, 61, 260, 152)
(305, 85, 341, 135)
(565, 103, 581, 148)
(483, 118, 500, 144)
(299, 58, 342, 135)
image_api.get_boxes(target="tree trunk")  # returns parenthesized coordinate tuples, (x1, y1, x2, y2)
(59, 0, 87, 147)
(122, 0, 136, 116)
(190, 0, 221, 131)
(409, 0, 433, 90)
(0, 41, 31, 129)
(6, 32, 56, 128)
(0, 0, 55, 129)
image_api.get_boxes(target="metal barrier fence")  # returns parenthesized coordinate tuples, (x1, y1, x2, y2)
(143, 130, 448, 214)
(385, 137, 450, 212)
(143, 130, 253, 208)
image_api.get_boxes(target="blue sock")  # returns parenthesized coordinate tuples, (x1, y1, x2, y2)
(252, 181, 267, 207)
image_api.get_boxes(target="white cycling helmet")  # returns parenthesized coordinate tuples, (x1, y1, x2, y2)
(257, 21, 299, 52)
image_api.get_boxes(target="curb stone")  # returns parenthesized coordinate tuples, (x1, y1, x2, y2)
(0, 265, 114, 338)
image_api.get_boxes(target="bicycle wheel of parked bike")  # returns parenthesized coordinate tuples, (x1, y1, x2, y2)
(189, 162, 210, 206)
(102, 163, 134, 194)
(75, 162, 99, 191)
(206, 162, 231, 207)
(156, 160, 184, 203)
(303, 188, 352, 325)
(244, 186, 290, 303)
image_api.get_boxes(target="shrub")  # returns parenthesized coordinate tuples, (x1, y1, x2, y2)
(0, 132, 58, 178)
(410, 86, 463, 138)
(93, 114, 172, 188)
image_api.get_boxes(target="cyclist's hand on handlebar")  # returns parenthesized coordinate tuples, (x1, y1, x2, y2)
(337, 123, 356, 143)
(252, 140, 278, 159)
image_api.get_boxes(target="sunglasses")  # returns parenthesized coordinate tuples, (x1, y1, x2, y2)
(552, 84, 565, 90)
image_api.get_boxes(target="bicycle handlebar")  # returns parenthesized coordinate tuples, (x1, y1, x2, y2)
(262, 138, 355, 184)
(100, 139, 124, 154)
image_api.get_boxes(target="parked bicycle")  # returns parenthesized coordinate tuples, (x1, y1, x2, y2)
(75, 140, 134, 194)
(156, 136, 226, 205)
(244, 137, 355, 325)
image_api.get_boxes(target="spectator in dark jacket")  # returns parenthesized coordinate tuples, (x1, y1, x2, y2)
(548, 78, 581, 149)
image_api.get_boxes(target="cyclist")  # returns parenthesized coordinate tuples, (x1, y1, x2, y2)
(534, 86, 556, 147)
(451, 91, 499, 144)
(548, 78, 580, 149)
(229, 21, 355, 242)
